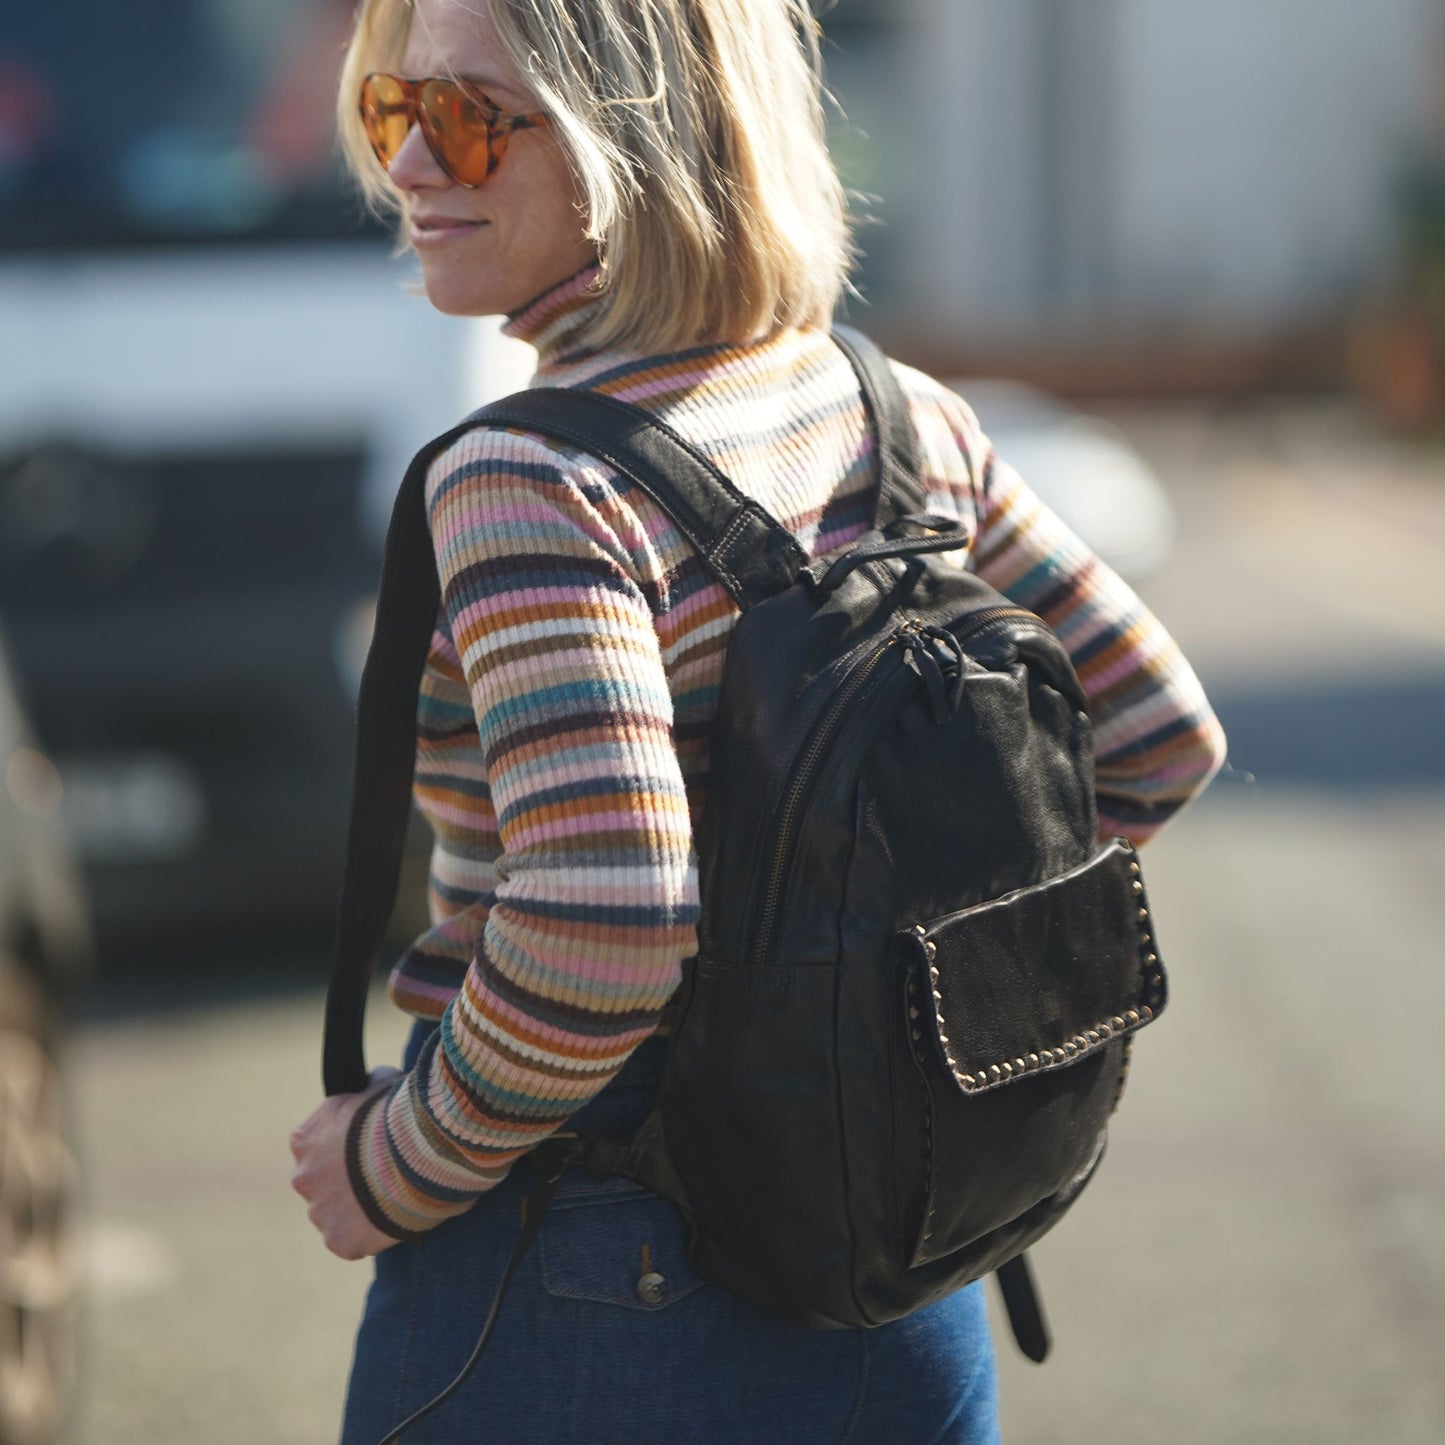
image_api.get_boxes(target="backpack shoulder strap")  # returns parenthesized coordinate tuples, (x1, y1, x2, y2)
(831, 325, 926, 528)
(322, 415, 475, 1097)
(320, 379, 812, 1095)
(470, 388, 807, 612)
(481, 330, 926, 605)
(472, 327, 923, 605)
(322, 331, 923, 1097)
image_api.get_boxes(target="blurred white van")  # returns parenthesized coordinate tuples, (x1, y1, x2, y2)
(0, 0, 532, 946)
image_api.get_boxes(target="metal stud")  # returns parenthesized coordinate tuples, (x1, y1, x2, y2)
(937, 1031, 950, 1047)
(911, 1028, 922, 1042)
(1111, 1016, 1126, 1032)
(989, 1065, 1003, 1082)
(1131, 880, 1145, 895)
(1145, 954, 1158, 967)
(1125, 1009, 1140, 1026)
(909, 1006, 920, 1021)
(1027, 1053, 1040, 1068)
(1000, 1061, 1013, 1079)
(1137, 908, 1149, 922)
(923, 940, 937, 960)
(1085, 1030, 1100, 1046)
(1013, 1058, 1027, 1073)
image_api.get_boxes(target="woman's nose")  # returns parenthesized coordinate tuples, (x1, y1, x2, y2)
(386, 122, 450, 192)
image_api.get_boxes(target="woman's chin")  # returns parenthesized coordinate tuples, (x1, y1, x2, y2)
(402, 241, 493, 317)
(416, 270, 504, 319)
(425, 288, 495, 318)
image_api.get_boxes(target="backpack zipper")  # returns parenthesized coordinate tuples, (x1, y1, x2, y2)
(749, 605, 1044, 969)
(750, 631, 905, 966)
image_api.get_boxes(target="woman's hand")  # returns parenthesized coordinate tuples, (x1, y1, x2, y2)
(289, 1068, 402, 1260)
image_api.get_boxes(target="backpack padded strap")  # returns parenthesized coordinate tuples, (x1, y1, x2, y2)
(832, 325, 926, 528)
(471, 389, 808, 612)
(323, 417, 471, 1097)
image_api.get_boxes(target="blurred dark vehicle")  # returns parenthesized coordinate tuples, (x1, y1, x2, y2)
(951, 380, 1176, 581)
(0, 437, 382, 947)
(0, 635, 90, 1445)
(0, 0, 529, 950)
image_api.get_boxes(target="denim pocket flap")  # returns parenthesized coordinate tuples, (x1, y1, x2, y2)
(540, 1186, 704, 1312)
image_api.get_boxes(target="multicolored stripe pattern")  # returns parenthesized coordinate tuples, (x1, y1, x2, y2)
(347, 277, 1228, 1236)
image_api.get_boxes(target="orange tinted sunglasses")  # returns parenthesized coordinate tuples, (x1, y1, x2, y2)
(359, 72, 548, 187)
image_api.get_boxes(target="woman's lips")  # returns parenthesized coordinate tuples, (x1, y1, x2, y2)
(410, 218, 487, 247)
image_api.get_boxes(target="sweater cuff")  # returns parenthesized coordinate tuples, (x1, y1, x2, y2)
(343, 1082, 476, 1240)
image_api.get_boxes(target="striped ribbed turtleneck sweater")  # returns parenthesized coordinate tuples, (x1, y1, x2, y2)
(347, 268, 1227, 1237)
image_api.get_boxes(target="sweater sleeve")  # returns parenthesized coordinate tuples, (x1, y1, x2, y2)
(932, 389, 1226, 842)
(346, 429, 699, 1237)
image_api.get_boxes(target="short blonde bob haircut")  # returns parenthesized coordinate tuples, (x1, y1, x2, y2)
(337, 0, 854, 352)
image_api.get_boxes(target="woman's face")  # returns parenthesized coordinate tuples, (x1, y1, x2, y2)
(387, 0, 596, 317)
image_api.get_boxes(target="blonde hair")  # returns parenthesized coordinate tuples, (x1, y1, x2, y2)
(337, 0, 853, 350)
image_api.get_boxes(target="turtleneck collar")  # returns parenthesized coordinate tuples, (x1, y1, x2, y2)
(501, 262, 815, 392)
(502, 264, 607, 369)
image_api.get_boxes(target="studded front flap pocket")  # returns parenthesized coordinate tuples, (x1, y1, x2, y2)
(897, 839, 1166, 1269)
(909, 840, 1166, 1093)
(539, 1181, 705, 1312)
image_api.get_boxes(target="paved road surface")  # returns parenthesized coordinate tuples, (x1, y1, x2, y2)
(64, 401, 1445, 1443)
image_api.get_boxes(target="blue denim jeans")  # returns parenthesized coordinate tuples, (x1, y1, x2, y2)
(340, 1025, 1001, 1445)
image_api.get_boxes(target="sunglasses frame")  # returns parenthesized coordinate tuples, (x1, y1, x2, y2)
(359, 71, 549, 188)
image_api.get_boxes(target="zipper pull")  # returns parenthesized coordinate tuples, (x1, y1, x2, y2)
(902, 623, 969, 724)
(902, 627, 953, 724)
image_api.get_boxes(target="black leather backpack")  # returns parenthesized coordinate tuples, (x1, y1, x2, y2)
(324, 329, 1167, 1437)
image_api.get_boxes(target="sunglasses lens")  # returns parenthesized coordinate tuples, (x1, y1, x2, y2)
(418, 79, 494, 186)
(360, 73, 411, 168)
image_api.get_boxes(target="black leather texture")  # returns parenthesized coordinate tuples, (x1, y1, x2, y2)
(651, 542, 1166, 1328)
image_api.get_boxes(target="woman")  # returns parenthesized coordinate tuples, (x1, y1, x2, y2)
(289, 0, 1228, 1440)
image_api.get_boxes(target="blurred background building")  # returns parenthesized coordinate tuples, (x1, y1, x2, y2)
(828, 0, 1445, 396)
